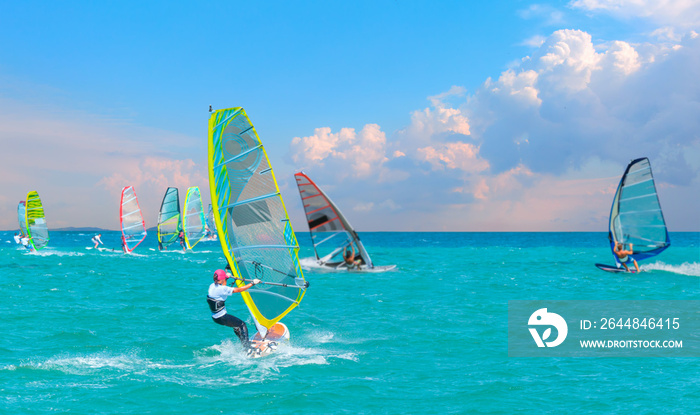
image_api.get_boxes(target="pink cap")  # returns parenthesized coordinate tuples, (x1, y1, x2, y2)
(213, 269, 228, 282)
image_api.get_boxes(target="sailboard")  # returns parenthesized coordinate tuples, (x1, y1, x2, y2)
(17, 201, 27, 236)
(294, 172, 396, 273)
(157, 187, 181, 250)
(208, 107, 308, 357)
(25, 191, 49, 250)
(597, 157, 670, 273)
(183, 187, 206, 249)
(120, 186, 147, 253)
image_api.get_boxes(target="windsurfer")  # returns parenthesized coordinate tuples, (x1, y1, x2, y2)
(207, 269, 260, 348)
(91, 233, 103, 249)
(614, 242, 640, 273)
(20, 235, 32, 251)
(179, 231, 186, 252)
(13, 233, 21, 244)
(343, 244, 361, 269)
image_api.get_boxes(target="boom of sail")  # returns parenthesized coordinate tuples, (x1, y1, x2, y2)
(25, 191, 49, 250)
(608, 157, 670, 264)
(208, 107, 307, 337)
(120, 186, 147, 253)
(183, 186, 206, 249)
(158, 187, 181, 249)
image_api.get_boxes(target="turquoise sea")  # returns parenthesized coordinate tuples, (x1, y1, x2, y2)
(1, 231, 698, 414)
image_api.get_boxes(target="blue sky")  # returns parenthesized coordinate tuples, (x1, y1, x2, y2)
(1, 0, 699, 231)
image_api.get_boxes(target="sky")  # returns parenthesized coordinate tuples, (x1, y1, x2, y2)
(1, 0, 699, 232)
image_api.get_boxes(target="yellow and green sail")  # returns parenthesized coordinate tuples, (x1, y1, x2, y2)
(182, 186, 206, 249)
(208, 107, 307, 335)
(25, 191, 49, 250)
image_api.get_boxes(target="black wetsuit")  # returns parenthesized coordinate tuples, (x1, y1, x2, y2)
(207, 283, 249, 346)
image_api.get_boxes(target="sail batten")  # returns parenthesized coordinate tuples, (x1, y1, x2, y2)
(208, 107, 307, 334)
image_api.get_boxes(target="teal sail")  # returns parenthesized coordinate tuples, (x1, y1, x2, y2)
(608, 157, 670, 264)
(158, 187, 181, 249)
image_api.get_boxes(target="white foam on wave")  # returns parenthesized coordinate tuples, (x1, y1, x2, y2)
(22, 352, 194, 376)
(308, 330, 335, 344)
(199, 338, 355, 372)
(23, 353, 145, 374)
(641, 261, 700, 277)
(27, 250, 85, 257)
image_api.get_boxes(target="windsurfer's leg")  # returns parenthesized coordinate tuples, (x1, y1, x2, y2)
(633, 260, 640, 273)
(214, 314, 249, 346)
(622, 263, 630, 272)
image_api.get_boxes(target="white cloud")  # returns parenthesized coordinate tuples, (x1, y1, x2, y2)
(570, 0, 700, 28)
(286, 28, 700, 231)
(518, 4, 566, 25)
(289, 123, 392, 180)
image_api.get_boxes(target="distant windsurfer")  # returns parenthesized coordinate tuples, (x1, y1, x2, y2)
(614, 242, 640, 273)
(91, 233, 103, 249)
(207, 269, 260, 348)
(179, 231, 186, 252)
(13, 233, 21, 244)
(20, 235, 32, 251)
(343, 244, 361, 270)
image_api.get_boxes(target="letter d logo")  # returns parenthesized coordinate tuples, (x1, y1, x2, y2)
(528, 308, 568, 347)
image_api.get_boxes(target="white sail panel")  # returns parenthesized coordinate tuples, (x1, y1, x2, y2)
(120, 186, 147, 253)
(17, 201, 27, 235)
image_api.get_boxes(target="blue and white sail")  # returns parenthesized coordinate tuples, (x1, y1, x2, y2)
(608, 157, 670, 264)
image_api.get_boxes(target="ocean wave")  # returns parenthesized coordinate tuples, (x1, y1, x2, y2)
(27, 250, 85, 257)
(641, 261, 700, 277)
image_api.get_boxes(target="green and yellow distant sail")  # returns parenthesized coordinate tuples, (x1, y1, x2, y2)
(182, 186, 205, 249)
(208, 107, 307, 336)
(25, 191, 49, 250)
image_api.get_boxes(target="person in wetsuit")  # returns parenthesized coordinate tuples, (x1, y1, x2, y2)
(207, 269, 260, 347)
